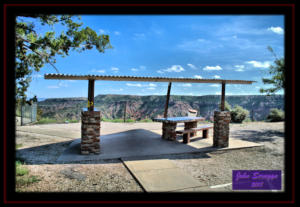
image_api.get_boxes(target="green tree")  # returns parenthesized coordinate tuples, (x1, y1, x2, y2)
(16, 15, 112, 104)
(230, 105, 249, 123)
(260, 46, 285, 95)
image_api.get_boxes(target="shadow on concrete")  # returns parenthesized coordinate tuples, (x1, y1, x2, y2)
(16, 129, 214, 165)
(231, 129, 284, 143)
(16, 140, 73, 164)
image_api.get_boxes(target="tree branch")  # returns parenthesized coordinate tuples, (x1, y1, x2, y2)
(22, 44, 60, 73)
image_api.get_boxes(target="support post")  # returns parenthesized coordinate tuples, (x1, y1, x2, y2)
(123, 101, 127, 123)
(88, 79, 95, 111)
(21, 105, 24, 126)
(164, 82, 172, 118)
(220, 81, 226, 111)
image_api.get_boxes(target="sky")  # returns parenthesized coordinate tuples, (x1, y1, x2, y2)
(25, 15, 284, 98)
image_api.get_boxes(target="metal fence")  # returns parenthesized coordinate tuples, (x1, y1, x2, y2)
(16, 102, 37, 125)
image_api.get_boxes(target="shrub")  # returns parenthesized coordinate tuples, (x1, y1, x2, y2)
(36, 118, 57, 124)
(16, 160, 29, 176)
(230, 105, 249, 123)
(266, 108, 284, 122)
(140, 119, 153, 123)
(16, 160, 41, 188)
(36, 107, 43, 121)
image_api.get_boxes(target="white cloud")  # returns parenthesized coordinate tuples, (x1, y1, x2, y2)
(187, 63, 197, 70)
(210, 84, 220, 87)
(194, 75, 203, 79)
(96, 70, 105, 73)
(32, 74, 43, 78)
(213, 75, 221, 79)
(99, 29, 109, 34)
(47, 81, 68, 89)
(111, 67, 119, 72)
(126, 83, 142, 87)
(148, 83, 157, 87)
(234, 65, 245, 72)
(139, 65, 146, 70)
(91, 69, 105, 73)
(182, 83, 192, 87)
(110, 88, 124, 92)
(246, 61, 271, 68)
(47, 85, 59, 89)
(133, 33, 146, 39)
(147, 87, 156, 90)
(178, 38, 223, 53)
(58, 82, 68, 87)
(131, 68, 139, 72)
(114, 31, 120, 35)
(268, 26, 284, 35)
(203, 65, 222, 71)
(157, 65, 185, 74)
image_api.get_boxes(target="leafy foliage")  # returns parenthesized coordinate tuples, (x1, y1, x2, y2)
(266, 108, 285, 122)
(230, 105, 249, 123)
(36, 107, 43, 121)
(16, 161, 29, 176)
(16, 15, 112, 104)
(260, 46, 285, 95)
(219, 101, 231, 111)
(16, 160, 40, 190)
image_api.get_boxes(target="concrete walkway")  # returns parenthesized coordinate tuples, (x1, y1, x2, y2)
(122, 158, 206, 192)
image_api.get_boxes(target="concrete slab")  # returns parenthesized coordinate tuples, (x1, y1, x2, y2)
(121, 159, 178, 172)
(132, 168, 205, 192)
(122, 159, 205, 192)
(16, 124, 81, 138)
(57, 129, 201, 162)
(57, 129, 263, 162)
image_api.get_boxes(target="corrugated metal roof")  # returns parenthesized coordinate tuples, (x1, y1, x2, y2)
(44, 74, 255, 84)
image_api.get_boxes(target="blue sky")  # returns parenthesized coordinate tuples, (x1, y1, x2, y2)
(26, 15, 284, 98)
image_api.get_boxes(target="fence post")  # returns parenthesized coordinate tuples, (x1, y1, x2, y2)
(123, 101, 127, 123)
(21, 105, 24, 126)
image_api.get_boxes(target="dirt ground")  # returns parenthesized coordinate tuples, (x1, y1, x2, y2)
(15, 121, 284, 192)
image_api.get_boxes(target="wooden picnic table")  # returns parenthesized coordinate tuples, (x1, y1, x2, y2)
(152, 116, 205, 141)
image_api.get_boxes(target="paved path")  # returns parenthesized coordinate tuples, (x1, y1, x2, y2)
(122, 158, 206, 192)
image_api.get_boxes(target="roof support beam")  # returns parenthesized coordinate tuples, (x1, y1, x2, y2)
(88, 79, 95, 111)
(44, 74, 255, 84)
(164, 82, 172, 118)
(220, 81, 226, 111)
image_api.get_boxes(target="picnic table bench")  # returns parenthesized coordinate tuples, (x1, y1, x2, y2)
(152, 116, 206, 143)
(176, 124, 213, 143)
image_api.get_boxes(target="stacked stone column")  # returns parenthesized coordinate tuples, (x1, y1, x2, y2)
(184, 121, 198, 138)
(213, 111, 231, 148)
(81, 109, 101, 154)
(162, 122, 177, 141)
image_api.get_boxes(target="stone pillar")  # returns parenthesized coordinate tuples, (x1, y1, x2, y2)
(184, 121, 198, 138)
(213, 111, 231, 148)
(162, 122, 177, 141)
(81, 109, 101, 154)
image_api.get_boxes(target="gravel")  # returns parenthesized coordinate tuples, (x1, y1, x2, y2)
(15, 121, 284, 192)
